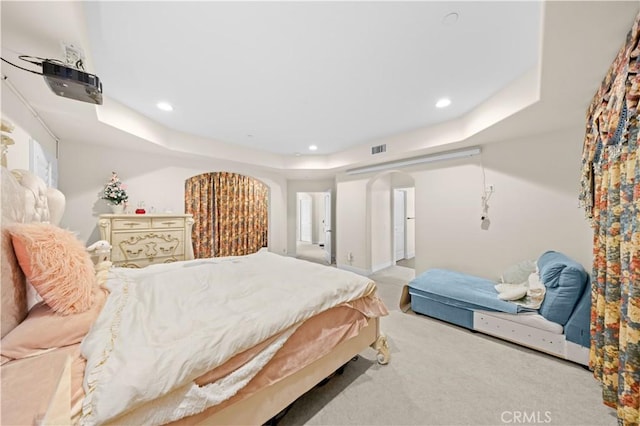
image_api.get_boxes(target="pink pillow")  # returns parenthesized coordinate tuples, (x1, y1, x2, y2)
(0, 287, 108, 361)
(9, 223, 96, 315)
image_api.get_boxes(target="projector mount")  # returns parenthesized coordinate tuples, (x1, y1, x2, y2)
(0, 54, 103, 105)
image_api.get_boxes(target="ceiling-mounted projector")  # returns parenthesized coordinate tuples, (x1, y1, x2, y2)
(42, 60, 103, 105)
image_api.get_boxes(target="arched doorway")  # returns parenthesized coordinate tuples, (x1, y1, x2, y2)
(366, 170, 415, 273)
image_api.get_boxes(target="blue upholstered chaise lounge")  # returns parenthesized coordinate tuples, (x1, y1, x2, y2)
(400, 251, 591, 365)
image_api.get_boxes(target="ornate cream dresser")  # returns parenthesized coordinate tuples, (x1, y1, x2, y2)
(98, 214, 194, 268)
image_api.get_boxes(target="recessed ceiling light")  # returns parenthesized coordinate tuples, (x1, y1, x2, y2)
(157, 101, 173, 111)
(442, 12, 459, 26)
(436, 98, 452, 108)
(308, 145, 318, 151)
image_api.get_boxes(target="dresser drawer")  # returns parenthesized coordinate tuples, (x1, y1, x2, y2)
(99, 213, 194, 267)
(151, 217, 185, 229)
(112, 217, 152, 230)
(111, 230, 185, 263)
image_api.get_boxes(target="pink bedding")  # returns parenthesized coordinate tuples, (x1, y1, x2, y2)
(172, 293, 388, 424)
(1, 345, 84, 425)
(2, 293, 387, 424)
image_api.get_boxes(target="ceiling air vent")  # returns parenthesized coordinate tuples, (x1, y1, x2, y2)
(371, 144, 386, 155)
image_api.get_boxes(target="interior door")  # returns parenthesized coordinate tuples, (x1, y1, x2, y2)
(394, 189, 406, 261)
(299, 197, 312, 243)
(323, 192, 332, 263)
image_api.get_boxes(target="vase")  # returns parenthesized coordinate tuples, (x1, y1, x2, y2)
(110, 204, 125, 214)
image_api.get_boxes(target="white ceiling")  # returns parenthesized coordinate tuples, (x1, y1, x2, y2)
(1, 1, 638, 179)
(83, 1, 541, 156)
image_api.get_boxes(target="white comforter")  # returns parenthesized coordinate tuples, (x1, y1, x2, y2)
(80, 251, 376, 425)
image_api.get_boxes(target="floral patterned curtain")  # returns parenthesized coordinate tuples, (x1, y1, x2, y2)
(185, 173, 215, 258)
(185, 172, 268, 258)
(579, 12, 640, 425)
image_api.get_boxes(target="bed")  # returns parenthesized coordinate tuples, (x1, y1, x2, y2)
(399, 251, 591, 366)
(0, 166, 391, 425)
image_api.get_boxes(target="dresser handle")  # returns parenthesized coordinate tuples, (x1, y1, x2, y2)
(161, 221, 176, 226)
(124, 222, 141, 227)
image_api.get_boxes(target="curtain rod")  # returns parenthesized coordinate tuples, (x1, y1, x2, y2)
(2, 74, 59, 144)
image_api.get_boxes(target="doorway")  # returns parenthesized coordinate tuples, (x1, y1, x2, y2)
(323, 192, 332, 264)
(394, 189, 406, 261)
(296, 191, 332, 265)
(367, 172, 415, 273)
(394, 187, 415, 269)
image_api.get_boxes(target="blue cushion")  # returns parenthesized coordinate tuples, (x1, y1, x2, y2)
(537, 251, 589, 325)
(564, 281, 591, 347)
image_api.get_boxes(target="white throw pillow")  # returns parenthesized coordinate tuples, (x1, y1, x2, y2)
(495, 283, 528, 301)
(500, 259, 537, 284)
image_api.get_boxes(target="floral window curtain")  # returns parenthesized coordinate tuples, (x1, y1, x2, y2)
(185, 173, 215, 258)
(185, 172, 268, 258)
(579, 12, 640, 425)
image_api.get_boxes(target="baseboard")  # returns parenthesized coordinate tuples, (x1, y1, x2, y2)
(337, 264, 370, 276)
(371, 261, 392, 273)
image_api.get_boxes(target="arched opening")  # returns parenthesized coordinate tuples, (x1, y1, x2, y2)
(185, 172, 269, 258)
(366, 170, 415, 273)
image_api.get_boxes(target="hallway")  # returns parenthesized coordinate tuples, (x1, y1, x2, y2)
(296, 241, 330, 265)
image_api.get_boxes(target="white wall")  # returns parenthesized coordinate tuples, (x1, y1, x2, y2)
(413, 127, 592, 277)
(370, 174, 392, 272)
(57, 141, 289, 256)
(336, 178, 368, 273)
(336, 126, 593, 277)
(2, 114, 31, 171)
(2, 87, 57, 171)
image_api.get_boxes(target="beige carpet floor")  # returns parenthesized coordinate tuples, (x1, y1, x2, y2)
(278, 265, 617, 426)
(296, 242, 331, 265)
(396, 257, 415, 269)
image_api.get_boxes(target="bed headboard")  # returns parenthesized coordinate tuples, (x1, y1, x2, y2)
(1, 167, 65, 337)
